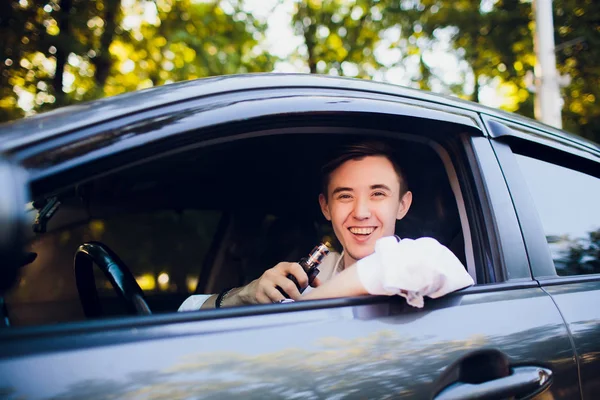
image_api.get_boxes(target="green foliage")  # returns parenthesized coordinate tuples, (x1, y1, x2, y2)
(292, 0, 389, 77)
(288, 0, 538, 112)
(290, 0, 439, 83)
(554, 0, 600, 143)
(0, 0, 53, 120)
(0, 0, 275, 120)
(418, 0, 534, 111)
(104, 0, 276, 96)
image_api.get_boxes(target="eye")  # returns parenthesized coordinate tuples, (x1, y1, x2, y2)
(337, 193, 353, 200)
(372, 191, 387, 197)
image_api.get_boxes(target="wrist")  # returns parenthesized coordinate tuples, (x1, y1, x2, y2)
(236, 280, 260, 305)
(221, 286, 246, 307)
(215, 288, 233, 308)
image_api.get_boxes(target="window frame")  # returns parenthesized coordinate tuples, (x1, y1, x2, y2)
(466, 135, 532, 282)
(11, 128, 484, 318)
(487, 119, 600, 281)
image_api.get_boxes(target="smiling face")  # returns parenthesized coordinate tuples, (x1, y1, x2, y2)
(319, 155, 412, 268)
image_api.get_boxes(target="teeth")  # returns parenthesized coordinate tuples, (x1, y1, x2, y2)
(350, 227, 375, 235)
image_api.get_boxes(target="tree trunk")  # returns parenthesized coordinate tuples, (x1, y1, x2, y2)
(0, 1, 12, 29)
(53, 0, 72, 106)
(473, 72, 480, 103)
(298, 2, 318, 74)
(93, 0, 120, 94)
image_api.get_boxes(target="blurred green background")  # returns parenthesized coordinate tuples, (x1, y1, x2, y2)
(1, 0, 598, 142)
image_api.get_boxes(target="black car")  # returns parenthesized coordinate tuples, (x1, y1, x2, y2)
(0, 73, 599, 399)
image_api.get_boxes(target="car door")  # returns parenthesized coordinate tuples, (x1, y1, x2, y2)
(0, 158, 29, 321)
(486, 115, 600, 400)
(0, 88, 580, 399)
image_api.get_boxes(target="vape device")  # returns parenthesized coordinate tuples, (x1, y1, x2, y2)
(280, 243, 330, 298)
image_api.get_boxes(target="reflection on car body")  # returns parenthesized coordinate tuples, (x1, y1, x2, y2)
(0, 73, 599, 399)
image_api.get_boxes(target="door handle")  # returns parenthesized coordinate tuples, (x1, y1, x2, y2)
(435, 366, 552, 400)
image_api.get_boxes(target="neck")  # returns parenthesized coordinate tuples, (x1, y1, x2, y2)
(342, 252, 357, 270)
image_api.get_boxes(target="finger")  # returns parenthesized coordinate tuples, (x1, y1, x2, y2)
(264, 286, 286, 303)
(255, 290, 272, 304)
(285, 263, 309, 289)
(310, 276, 322, 288)
(257, 284, 287, 304)
(274, 275, 303, 300)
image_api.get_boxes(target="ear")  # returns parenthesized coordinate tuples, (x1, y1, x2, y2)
(318, 193, 331, 221)
(396, 191, 413, 220)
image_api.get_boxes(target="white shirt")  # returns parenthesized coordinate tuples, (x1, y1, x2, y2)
(355, 236, 474, 307)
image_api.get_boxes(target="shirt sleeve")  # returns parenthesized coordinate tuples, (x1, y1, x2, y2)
(356, 236, 474, 308)
(178, 294, 213, 311)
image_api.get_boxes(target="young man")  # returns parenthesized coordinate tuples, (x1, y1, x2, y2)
(179, 141, 472, 310)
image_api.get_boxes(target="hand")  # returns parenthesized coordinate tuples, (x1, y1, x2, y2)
(239, 262, 312, 304)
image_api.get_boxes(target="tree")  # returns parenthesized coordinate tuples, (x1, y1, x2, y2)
(554, 0, 600, 143)
(289, 0, 536, 107)
(0, 0, 50, 121)
(0, 0, 124, 118)
(0, 0, 275, 123)
(291, 0, 436, 82)
(415, 0, 600, 141)
(418, 0, 534, 110)
(103, 0, 276, 96)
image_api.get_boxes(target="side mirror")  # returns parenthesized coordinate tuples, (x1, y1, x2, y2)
(0, 159, 30, 293)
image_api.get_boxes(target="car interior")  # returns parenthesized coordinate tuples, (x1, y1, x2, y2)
(4, 130, 473, 327)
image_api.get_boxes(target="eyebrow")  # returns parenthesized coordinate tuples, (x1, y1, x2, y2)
(331, 184, 392, 196)
(371, 184, 392, 192)
(331, 187, 354, 196)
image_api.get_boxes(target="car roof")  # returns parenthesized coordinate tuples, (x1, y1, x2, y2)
(0, 73, 598, 155)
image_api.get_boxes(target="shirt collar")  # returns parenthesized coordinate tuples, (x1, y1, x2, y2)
(335, 251, 345, 273)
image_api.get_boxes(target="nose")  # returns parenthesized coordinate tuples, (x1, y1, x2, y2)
(353, 196, 371, 220)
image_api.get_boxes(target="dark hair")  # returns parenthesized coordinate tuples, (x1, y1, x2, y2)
(320, 140, 409, 199)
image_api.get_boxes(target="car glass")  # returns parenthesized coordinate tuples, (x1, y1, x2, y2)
(515, 154, 600, 276)
(5, 210, 221, 326)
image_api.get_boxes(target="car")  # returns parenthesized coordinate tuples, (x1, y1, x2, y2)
(0, 73, 599, 399)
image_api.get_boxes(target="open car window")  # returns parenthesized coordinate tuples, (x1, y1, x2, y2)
(7, 210, 222, 326)
(5, 132, 475, 327)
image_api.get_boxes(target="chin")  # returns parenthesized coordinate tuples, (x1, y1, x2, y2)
(347, 246, 376, 262)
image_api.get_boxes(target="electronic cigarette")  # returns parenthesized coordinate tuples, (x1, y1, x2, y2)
(280, 243, 330, 298)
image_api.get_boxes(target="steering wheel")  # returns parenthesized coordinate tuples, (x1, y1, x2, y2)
(74, 242, 152, 317)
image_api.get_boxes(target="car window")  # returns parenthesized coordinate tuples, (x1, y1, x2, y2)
(5, 133, 475, 326)
(5, 210, 222, 326)
(514, 154, 600, 276)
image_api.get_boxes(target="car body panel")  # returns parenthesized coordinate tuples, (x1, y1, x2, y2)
(0, 76, 485, 152)
(1, 74, 597, 156)
(7, 90, 482, 180)
(540, 281, 600, 399)
(486, 115, 600, 399)
(0, 288, 580, 399)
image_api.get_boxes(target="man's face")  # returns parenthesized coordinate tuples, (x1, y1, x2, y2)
(319, 156, 412, 266)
